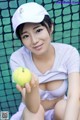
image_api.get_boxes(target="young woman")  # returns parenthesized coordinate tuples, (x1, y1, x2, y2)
(10, 2, 80, 120)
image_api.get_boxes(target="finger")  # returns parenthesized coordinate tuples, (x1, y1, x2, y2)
(16, 84, 23, 93)
(30, 78, 36, 87)
(30, 73, 39, 87)
(25, 83, 31, 93)
(16, 85, 26, 100)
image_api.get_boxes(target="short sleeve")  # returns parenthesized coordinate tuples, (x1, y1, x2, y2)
(66, 47, 80, 74)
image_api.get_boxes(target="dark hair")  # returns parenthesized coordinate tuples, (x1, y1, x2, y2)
(16, 15, 53, 40)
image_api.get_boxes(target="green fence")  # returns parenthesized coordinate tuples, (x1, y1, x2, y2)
(0, 0, 80, 119)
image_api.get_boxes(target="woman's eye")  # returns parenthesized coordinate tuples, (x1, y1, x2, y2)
(22, 35, 29, 39)
(36, 29, 43, 33)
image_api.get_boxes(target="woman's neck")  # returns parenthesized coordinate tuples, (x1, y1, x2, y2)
(32, 44, 55, 62)
(31, 44, 55, 73)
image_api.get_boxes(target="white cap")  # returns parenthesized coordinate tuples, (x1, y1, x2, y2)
(12, 2, 49, 35)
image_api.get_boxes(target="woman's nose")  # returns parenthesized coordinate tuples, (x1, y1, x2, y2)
(31, 35, 38, 44)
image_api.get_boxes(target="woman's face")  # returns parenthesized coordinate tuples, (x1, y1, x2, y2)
(20, 23, 53, 56)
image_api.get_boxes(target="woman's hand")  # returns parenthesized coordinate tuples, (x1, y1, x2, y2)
(16, 73, 39, 100)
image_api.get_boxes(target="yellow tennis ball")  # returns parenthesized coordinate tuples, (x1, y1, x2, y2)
(12, 67, 32, 87)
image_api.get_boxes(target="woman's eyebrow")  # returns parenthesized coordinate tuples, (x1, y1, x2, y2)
(33, 25, 41, 30)
(21, 31, 27, 35)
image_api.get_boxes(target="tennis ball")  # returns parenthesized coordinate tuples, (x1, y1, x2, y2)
(12, 67, 32, 87)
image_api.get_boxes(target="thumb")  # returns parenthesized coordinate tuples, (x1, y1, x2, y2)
(16, 84, 23, 93)
(16, 84, 26, 99)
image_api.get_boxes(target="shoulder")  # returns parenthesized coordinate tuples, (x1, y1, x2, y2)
(51, 43, 79, 54)
(51, 43, 79, 63)
(10, 46, 30, 60)
(52, 42, 74, 49)
(51, 43, 80, 73)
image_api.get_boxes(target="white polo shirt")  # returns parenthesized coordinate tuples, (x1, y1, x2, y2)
(10, 43, 80, 84)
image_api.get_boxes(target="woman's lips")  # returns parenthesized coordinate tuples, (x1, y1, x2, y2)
(33, 44, 43, 50)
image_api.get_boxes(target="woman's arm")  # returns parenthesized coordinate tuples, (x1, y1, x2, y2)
(64, 72, 80, 120)
(10, 54, 40, 113)
(16, 73, 40, 113)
